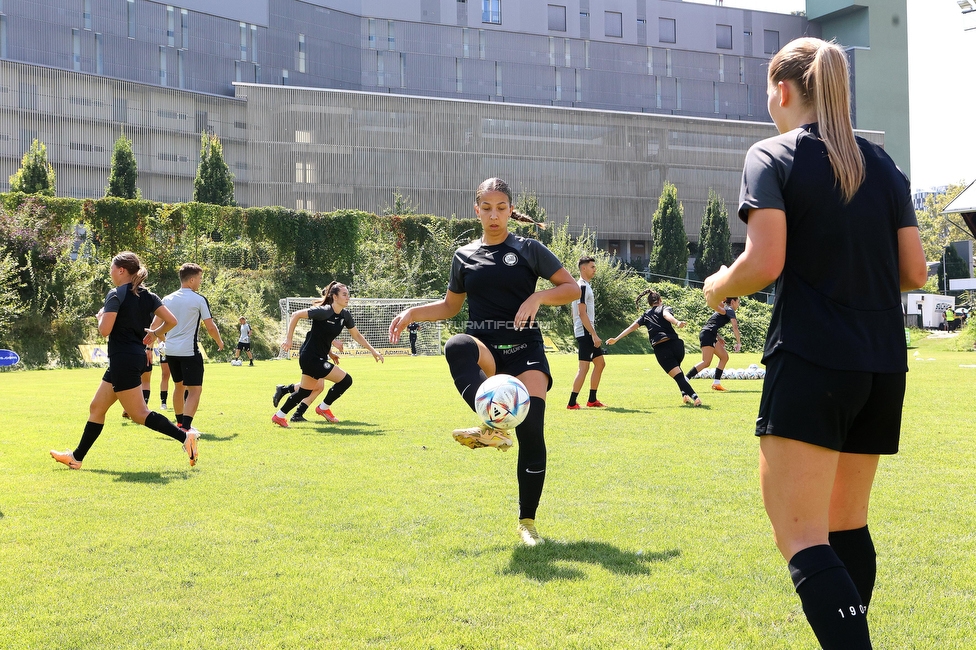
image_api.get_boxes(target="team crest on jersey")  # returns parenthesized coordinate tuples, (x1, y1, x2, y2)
(503, 252, 518, 266)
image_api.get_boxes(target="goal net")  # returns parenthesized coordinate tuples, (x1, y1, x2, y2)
(277, 297, 443, 359)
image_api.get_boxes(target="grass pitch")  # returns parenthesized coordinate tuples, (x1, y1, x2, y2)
(1, 335, 974, 649)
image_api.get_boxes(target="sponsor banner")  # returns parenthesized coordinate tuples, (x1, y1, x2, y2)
(79, 345, 209, 364)
(0, 349, 20, 367)
(287, 347, 416, 359)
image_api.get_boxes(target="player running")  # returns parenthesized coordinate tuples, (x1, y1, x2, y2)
(50, 252, 199, 469)
(388, 177, 579, 546)
(272, 282, 383, 427)
(606, 288, 701, 406)
(686, 297, 742, 391)
(703, 37, 926, 648)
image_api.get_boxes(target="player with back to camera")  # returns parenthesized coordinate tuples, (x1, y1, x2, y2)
(150, 263, 224, 434)
(51, 252, 201, 469)
(685, 297, 742, 391)
(272, 282, 383, 427)
(388, 177, 579, 546)
(607, 288, 702, 406)
(567, 255, 607, 409)
(702, 37, 926, 649)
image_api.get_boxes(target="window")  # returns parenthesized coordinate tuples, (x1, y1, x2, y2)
(282, 69, 288, 85)
(180, 9, 188, 48)
(462, 28, 469, 58)
(605, 11, 622, 38)
(95, 32, 103, 74)
(295, 162, 316, 184)
(482, 0, 500, 24)
(83, 0, 92, 29)
(295, 130, 311, 143)
(548, 5, 566, 32)
(114, 98, 128, 122)
(195, 110, 207, 132)
(494, 61, 501, 96)
(167, 6, 174, 46)
(555, 69, 561, 101)
(159, 47, 167, 85)
(297, 33, 306, 73)
(250, 25, 257, 63)
(72, 29, 81, 70)
(387, 20, 395, 50)
(0, 15, 6, 58)
(239, 22, 247, 61)
(127, 0, 135, 38)
(479, 29, 486, 59)
(659, 17, 675, 44)
(376, 51, 384, 86)
(177, 49, 184, 87)
(368, 19, 376, 49)
(456, 58, 462, 93)
(764, 29, 779, 54)
(716, 24, 732, 50)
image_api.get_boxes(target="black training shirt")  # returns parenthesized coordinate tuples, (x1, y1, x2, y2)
(637, 306, 679, 345)
(448, 233, 563, 345)
(738, 123, 917, 372)
(301, 305, 355, 359)
(103, 283, 163, 357)
(701, 307, 736, 336)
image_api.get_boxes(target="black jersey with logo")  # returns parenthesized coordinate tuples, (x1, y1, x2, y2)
(103, 283, 163, 357)
(637, 305, 678, 345)
(739, 123, 917, 373)
(300, 305, 355, 359)
(701, 306, 735, 336)
(448, 233, 563, 345)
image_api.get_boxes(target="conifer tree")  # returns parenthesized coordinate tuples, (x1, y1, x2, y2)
(694, 189, 733, 280)
(9, 139, 56, 196)
(193, 132, 235, 206)
(649, 181, 689, 281)
(105, 131, 139, 199)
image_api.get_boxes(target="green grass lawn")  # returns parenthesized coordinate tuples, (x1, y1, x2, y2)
(1, 335, 974, 649)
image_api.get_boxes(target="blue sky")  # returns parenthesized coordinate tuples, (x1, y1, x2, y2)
(684, 0, 976, 190)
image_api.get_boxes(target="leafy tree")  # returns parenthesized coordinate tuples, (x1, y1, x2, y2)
(916, 183, 970, 262)
(9, 139, 56, 196)
(694, 189, 733, 280)
(193, 132, 235, 206)
(105, 131, 139, 199)
(382, 189, 418, 215)
(514, 190, 547, 224)
(649, 181, 689, 281)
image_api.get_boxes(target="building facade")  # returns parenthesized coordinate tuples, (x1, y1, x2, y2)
(0, 0, 907, 263)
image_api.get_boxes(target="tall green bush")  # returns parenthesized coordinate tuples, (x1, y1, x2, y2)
(9, 139, 56, 196)
(193, 132, 235, 206)
(694, 189, 733, 280)
(649, 182, 689, 282)
(105, 131, 139, 199)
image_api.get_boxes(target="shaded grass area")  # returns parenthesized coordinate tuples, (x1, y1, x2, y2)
(1, 335, 974, 648)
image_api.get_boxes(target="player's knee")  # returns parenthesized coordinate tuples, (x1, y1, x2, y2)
(445, 334, 480, 365)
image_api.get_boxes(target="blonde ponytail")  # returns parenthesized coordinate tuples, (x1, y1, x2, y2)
(770, 38, 865, 203)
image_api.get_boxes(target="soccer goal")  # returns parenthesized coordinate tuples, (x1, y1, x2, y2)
(277, 297, 443, 359)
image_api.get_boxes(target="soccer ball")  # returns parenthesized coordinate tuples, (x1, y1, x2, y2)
(231, 359, 242, 366)
(475, 374, 531, 430)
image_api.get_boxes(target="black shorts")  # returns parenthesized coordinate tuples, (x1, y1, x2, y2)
(299, 352, 336, 380)
(167, 353, 205, 387)
(486, 340, 552, 391)
(141, 348, 153, 374)
(576, 335, 607, 362)
(652, 338, 685, 373)
(237, 342, 251, 351)
(755, 351, 905, 454)
(102, 352, 146, 392)
(699, 330, 720, 349)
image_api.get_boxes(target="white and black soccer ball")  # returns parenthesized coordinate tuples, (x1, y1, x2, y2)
(231, 359, 242, 366)
(475, 374, 531, 430)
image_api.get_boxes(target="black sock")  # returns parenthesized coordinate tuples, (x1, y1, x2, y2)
(514, 397, 547, 520)
(176, 413, 184, 427)
(281, 388, 312, 414)
(74, 421, 105, 461)
(588, 389, 597, 403)
(568, 391, 579, 407)
(715, 367, 724, 381)
(143, 389, 151, 404)
(145, 411, 187, 442)
(324, 374, 353, 405)
(182, 415, 194, 430)
(830, 526, 877, 608)
(294, 402, 309, 417)
(672, 373, 696, 398)
(160, 391, 168, 403)
(686, 366, 699, 379)
(286, 384, 296, 393)
(789, 545, 872, 649)
(445, 335, 487, 412)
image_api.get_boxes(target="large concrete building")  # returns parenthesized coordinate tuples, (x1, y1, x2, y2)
(0, 0, 908, 265)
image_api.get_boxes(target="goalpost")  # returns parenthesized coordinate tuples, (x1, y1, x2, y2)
(277, 297, 443, 359)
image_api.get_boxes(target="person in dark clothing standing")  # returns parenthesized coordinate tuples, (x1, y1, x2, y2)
(388, 177, 578, 546)
(703, 37, 927, 649)
(686, 297, 742, 391)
